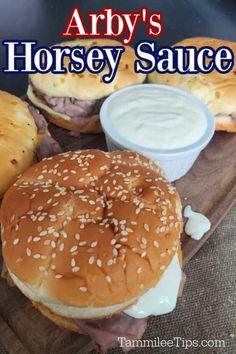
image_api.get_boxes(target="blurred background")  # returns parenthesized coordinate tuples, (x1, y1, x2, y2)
(0, 0, 236, 96)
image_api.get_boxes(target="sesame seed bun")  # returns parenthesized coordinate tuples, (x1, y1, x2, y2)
(0, 90, 38, 197)
(148, 37, 236, 133)
(1, 150, 183, 319)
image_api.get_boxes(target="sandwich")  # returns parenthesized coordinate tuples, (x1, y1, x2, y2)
(27, 39, 146, 133)
(0, 149, 184, 352)
(0, 90, 61, 198)
(148, 37, 236, 133)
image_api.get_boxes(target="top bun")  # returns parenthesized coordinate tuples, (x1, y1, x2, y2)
(148, 37, 236, 132)
(29, 39, 146, 101)
(1, 150, 182, 318)
(0, 90, 38, 197)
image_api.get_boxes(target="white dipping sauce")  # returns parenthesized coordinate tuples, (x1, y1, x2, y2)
(184, 205, 211, 240)
(124, 253, 181, 319)
(109, 88, 207, 150)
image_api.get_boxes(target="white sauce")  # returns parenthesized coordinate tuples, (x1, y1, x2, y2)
(184, 205, 211, 240)
(124, 253, 181, 319)
(109, 87, 207, 150)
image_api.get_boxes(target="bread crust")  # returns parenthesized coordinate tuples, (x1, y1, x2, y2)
(32, 300, 79, 332)
(0, 90, 38, 197)
(148, 37, 236, 132)
(1, 150, 182, 313)
(29, 39, 146, 101)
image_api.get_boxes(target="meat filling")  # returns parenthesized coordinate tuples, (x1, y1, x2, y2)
(28, 105, 62, 160)
(74, 313, 148, 353)
(30, 84, 105, 123)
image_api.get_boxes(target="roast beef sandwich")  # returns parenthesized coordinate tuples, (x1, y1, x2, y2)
(148, 37, 236, 132)
(27, 39, 146, 133)
(0, 150, 184, 352)
(0, 90, 61, 198)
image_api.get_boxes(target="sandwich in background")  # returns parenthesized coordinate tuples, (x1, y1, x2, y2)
(27, 39, 146, 133)
(0, 90, 61, 198)
(149, 37, 236, 133)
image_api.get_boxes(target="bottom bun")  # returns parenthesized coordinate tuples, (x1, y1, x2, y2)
(27, 85, 102, 133)
(33, 301, 79, 332)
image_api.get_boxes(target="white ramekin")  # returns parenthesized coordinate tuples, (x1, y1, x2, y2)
(100, 84, 215, 182)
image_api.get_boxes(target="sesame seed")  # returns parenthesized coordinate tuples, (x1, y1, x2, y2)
(55, 274, 63, 279)
(126, 228, 133, 233)
(59, 243, 64, 251)
(80, 287, 87, 292)
(121, 230, 128, 236)
(40, 230, 47, 236)
(57, 211, 64, 216)
(144, 224, 150, 232)
(140, 283, 144, 289)
(71, 258, 76, 267)
(161, 252, 166, 258)
(79, 241, 86, 246)
(107, 259, 113, 266)
(61, 231, 67, 238)
(51, 264, 56, 270)
(96, 259, 102, 267)
(33, 254, 41, 259)
(160, 265, 165, 270)
(33, 237, 41, 242)
(91, 241, 98, 248)
(113, 248, 118, 256)
(37, 175, 43, 180)
(72, 266, 80, 272)
(51, 241, 56, 248)
(26, 248, 31, 256)
(137, 267, 142, 274)
(39, 266, 45, 272)
(153, 240, 159, 248)
(52, 253, 56, 259)
(141, 237, 147, 245)
(106, 275, 112, 283)
(75, 233, 80, 240)
(120, 237, 128, 243)
(110, 239, 116, 245)
(13, 238, 20, 245)
(15, 224, 19, 231)
(89, 256, 95, 264)
(70, 245, 78, 253)
(2, 241, 6, 247)
(141, 251, 146, 258)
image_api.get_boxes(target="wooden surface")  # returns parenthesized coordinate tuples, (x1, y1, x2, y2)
(0, 127, 235, 354)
